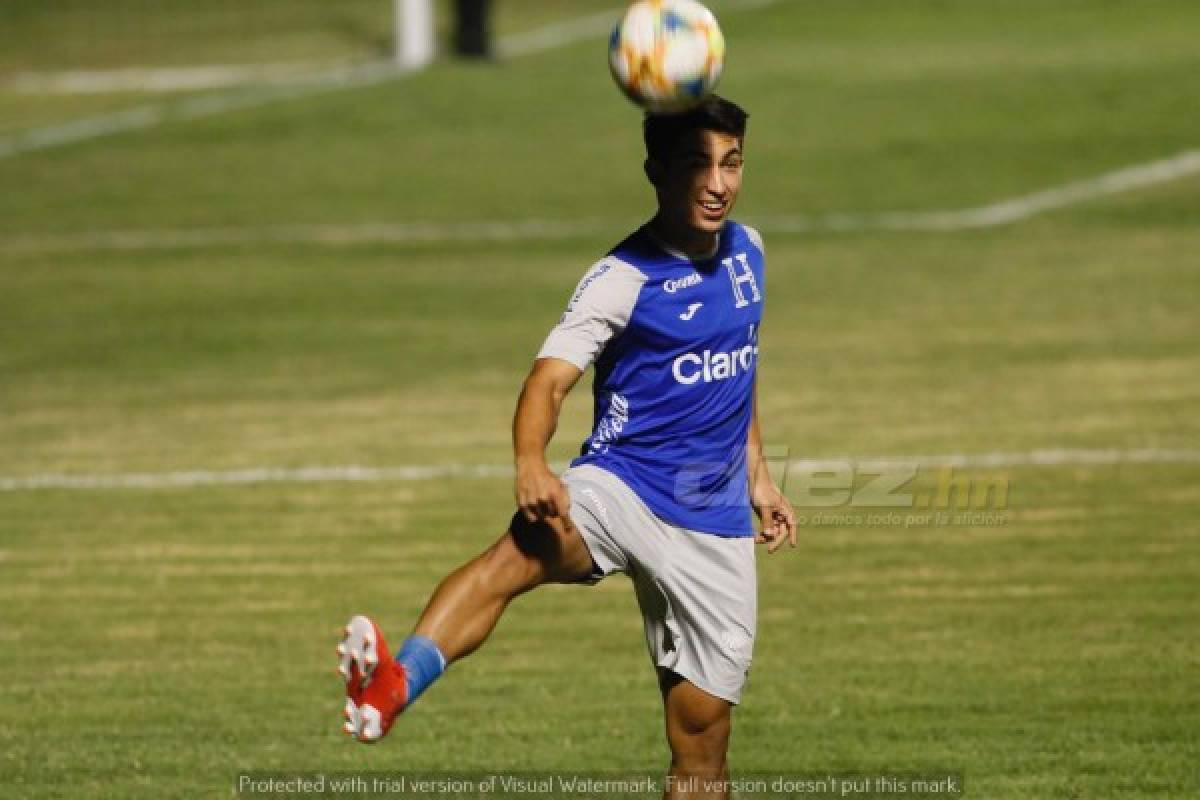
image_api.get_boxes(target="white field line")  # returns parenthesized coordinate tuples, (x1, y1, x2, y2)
(787, 448, 1200, 470)
(0, 1, 779, 161)
(493, 0, 781, 59)
(0, 219, 610, 256)
(0, 464, 519, 492)
(0, 28, 534, 159)
(1, 449, 1197, 492)
(754, 150, 1200, 232)
(498, 0, 780, 58)
(3, 146, 1198, 256)
(7, 62, 361, 94)
(495, 8, 622, 59)
(0, 60, 414, 160)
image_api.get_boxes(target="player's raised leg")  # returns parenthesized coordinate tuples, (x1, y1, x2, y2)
(338, 512, 594, 743)
(660, 670, 734, 800)
(410, 512, 596, 660)
(338, 353, 589, 743)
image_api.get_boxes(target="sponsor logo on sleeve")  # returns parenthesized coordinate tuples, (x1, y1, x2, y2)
(565, 261, 613, 313)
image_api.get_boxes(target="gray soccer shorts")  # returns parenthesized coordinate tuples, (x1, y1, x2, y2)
(562, 464, 757, 704)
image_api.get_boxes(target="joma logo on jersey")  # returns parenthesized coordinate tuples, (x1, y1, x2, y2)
(663, 272, 703, 293)
(723, 253, 762, 308)
(672, 345, 759, 385)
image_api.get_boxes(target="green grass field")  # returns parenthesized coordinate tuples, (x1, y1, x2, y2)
(1, 1, 1198, 798)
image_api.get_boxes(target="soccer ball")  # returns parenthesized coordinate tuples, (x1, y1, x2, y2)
(608, 0, 726, 114)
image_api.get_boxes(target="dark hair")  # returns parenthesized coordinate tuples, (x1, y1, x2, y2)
(643, 94, 749, 165)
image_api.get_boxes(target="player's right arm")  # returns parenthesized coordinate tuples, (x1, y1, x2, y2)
(515, 256, 644, 522)
(512, 357, 582, 522)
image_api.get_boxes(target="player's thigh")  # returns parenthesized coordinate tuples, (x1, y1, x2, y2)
(500, 512, 595, 588)
(659, 669, 733, 761)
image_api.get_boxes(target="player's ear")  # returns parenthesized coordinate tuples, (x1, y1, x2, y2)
(644, 158, 665, 187)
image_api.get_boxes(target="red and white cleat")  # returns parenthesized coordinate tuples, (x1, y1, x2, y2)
(337, 615, 408, 744)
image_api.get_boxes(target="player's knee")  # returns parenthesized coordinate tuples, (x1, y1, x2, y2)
(476, 531, 544, 596)
(508, 513, 591, 583)
(668, 712, 730, 771)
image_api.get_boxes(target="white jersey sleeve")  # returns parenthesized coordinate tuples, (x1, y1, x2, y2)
(537, 256, 647, 371)
(744, 224, 765, 255)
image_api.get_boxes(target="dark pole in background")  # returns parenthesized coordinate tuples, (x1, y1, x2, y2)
(454, 0, 492, 58)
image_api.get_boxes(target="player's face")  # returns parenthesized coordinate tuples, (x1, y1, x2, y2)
(659, 130, 744, 238)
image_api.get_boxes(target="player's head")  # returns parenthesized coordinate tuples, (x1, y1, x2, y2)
(643, 95, 749, 239)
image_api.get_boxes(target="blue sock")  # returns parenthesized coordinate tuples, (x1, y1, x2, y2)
(395, 635, 447, 704)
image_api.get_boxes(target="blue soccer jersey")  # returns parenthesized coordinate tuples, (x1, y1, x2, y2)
(537, 220, 765, 536)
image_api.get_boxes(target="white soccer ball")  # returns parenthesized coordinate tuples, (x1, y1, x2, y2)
(608, 0, 726, 114)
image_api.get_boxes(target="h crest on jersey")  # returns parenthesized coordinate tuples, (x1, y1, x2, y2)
(722, 253, 762, 308)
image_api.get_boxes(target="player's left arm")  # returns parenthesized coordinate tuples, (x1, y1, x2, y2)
(747, 376, 797, 553)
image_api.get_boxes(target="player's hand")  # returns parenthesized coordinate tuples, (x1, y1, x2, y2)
(751, 479, 797, 554)
(514, 458, 572, 523)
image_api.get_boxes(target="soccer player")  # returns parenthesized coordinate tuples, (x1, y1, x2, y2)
(337, 95, 796, 799)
